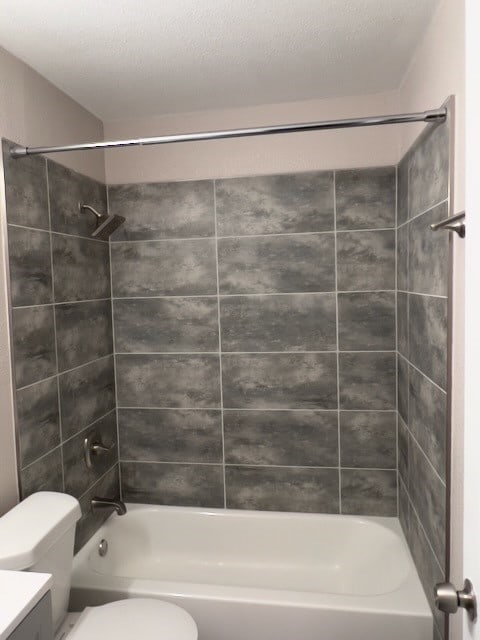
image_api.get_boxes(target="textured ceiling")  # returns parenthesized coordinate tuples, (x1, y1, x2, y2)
(0, 0, 439, 120)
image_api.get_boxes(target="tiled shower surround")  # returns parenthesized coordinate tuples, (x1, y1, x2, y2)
(109, 167, 398, 514)
(2, 118, 449, 636)
(2, 141, 119, 550)
(396, 120, 450, 638)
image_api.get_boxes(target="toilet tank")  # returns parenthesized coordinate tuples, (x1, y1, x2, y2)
(0, 492, 82, 631)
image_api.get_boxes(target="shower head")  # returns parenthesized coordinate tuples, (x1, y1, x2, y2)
(79, 203, 125, 241)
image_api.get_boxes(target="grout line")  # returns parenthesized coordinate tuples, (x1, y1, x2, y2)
(116, 406, 396, 412)
(20, 442, 63, 472)
(77, 461, 120, 501)
(213, 179, 227, 509)
(395, 164, 399, 517)
(108, 228, 398, 245)
(396, 197, 449, 230)
(15, 354, 114, 392)
(408, 490, 445, 574)
(403, 419, 447, 488)
(7, 222, 108, 244)
(397, 289, 447, 300)
(333, 170, 342, 514)
(119, 460, 397, 471)
(20, 407, 118, 472)
(114, 350, 397, 356)
(112, 290, 396, 301)
(398, 352, 447, 395)
(12, 297, 112, 310)
(46, 158, 65, 491)
(107, 184, 123, 501)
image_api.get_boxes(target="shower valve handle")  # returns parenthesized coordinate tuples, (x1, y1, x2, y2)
(84, 432, 116, 469)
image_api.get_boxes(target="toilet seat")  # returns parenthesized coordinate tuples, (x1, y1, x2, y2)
(65, 598, 198, 640)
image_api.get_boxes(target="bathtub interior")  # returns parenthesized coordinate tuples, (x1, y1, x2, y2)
(74, 505, 419, 598)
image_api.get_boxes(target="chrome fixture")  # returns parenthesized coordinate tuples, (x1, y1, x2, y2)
(83, 432, 116, 469)
(434, 579, 477, 621)
(79, 202, 125, 240)
(431, 211, 465, 238)
(91, 497, 127, 516)
(98, 539, 109, 557)
(9, 107, 447, 159)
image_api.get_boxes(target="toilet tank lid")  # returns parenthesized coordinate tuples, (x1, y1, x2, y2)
(0, 492, 82, 570)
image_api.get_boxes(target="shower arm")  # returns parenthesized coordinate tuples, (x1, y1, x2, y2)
(79, 203, 103, 220)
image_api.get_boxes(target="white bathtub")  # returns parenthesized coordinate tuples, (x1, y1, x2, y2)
(70, 504, 432, 640)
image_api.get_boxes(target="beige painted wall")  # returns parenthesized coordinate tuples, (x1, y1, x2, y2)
(104, 91, 401, 184)
(0, 47, 105, 514)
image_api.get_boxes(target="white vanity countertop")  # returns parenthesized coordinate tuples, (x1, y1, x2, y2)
(0, 570, 52, 639)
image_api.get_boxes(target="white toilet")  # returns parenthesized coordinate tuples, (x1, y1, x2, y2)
(0, 492, 198, 640)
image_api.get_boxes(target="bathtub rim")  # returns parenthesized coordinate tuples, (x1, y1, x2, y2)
(71, 503, 432, 620)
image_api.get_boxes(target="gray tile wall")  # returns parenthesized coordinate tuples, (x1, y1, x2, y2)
(396, 120, 450, 640)
(2, 140, 120, 551)
(109, 167, 398, 515)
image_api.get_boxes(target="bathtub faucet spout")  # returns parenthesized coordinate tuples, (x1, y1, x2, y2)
(91, 497, 127, 516)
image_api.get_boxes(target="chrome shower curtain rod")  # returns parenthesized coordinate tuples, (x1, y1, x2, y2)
(10, 107, 447, 158)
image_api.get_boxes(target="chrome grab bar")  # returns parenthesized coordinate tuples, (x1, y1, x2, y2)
(430, 211, 465, 238)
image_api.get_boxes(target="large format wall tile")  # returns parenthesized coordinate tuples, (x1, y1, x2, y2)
(16, 378, 60, 468)
(2, 140, 49, 229)
(226, 466, 339, 513)
(337, 292, 395, 350)
(122, 461, 224, 507)
(218, 234, 335, 294)
(409, 294, 447, 390)
(222, 353, 338, 409)
(59, 356, 116, 439)
(55, 299, 113, 371)
(220, 293, 336, 352)
(398, 355, 408, 424)
(409, 122, 449, 218)
(339, 352, 396, 410)
(119, 408, 222, 462)
(48, 160, 107, 238)
(340, 469, 397, 516)
(398, 416, 409, 484)
(63, 410, 118, 498)
(8, 226, 52, 306)
(52, 234, 111, 302)
(408, 509, 445, 633)
(335, 167, 396, 230)
(116, 354, 221, 408)
(20, 447, 63, 498)
(336, 230, 395, 291)
(408, 441, 446, 565)
(114, 297, 218, 353)
(397, 224, 408, 292)
(111, 239, 217, 297)
(216, 172, 334, 236)
(408, 202, 449, 296)
(340, 411, 396, 469)
(12, 306, 56, 388)
(409, 365, 446, 481)
(397, 154, 409, 225)
(223, 410, 338, 466)
(75, 465, 120, 552)
(109, 180, 215, 241)
(397, 292, 408, 357)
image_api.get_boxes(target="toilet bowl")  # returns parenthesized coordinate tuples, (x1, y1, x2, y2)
(65, 598, 197, 640)
(0, 492, 198, 640)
